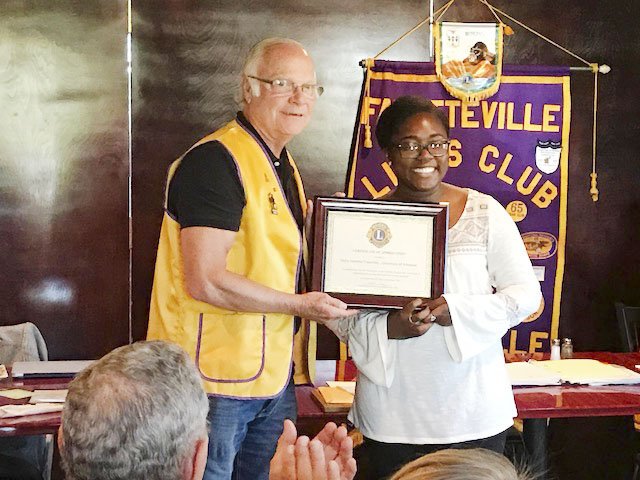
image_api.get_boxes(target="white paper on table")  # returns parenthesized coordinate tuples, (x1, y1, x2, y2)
(0, 389, 34, 400)
(326, 381, 356, 395)
(11, 360, 94, 378)
(506, 361, 562, 386)
(29, 389, 68, 404)
(0, 403, 63, 418)
(534, 359, 640, 385)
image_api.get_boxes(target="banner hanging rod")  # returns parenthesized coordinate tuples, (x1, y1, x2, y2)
(358, 60, 610, 74)
(571, 65, 611, 73)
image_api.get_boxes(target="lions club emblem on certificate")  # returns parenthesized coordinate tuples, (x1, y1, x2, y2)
(367, 222, 391, 248)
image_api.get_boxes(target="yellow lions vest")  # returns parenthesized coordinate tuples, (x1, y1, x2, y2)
(147, 119, 312, 398)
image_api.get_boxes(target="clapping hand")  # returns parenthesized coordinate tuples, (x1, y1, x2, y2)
(270, 419, 357, 480)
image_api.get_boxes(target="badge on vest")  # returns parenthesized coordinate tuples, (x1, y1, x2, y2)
(268, 193, 278, 215)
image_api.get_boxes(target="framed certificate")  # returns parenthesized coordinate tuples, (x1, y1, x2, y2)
(311, 197, 448, 308)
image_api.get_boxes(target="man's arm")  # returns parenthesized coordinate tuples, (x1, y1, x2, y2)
(181, 227, 356, 323)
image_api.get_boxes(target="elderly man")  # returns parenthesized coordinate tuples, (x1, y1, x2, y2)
(59, 341, 209, 480)
(147, 37, 355, 480)
(59, 341, 356, 480)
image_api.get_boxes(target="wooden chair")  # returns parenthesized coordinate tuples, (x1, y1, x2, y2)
(615, 302, 640, 352)
(615, 302, 640, 480)
(0, 323, 52, 480)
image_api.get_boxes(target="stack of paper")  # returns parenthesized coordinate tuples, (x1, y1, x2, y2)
(535, 359, 640, 386)
(317, 386, 354, 404)
(506, 361, 562, 386)
(0, 403, 63, 418)
(29, 389, 68, 404)
(507, 359, 640, 386)
(311, 384, 354, 413)
(11, 360, 93, 378)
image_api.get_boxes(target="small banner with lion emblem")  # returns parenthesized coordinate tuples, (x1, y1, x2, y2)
(435, 22, 503, 102)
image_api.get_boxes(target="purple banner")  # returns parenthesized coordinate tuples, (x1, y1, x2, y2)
(346, 61, 569, 353)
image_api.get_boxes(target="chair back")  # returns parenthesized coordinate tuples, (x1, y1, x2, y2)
(0, 322, 50, 480)
(0, 322, 48, 363)
(616, 302, 640, 352)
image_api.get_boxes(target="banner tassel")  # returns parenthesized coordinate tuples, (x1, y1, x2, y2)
(590, 64, 600, 202)
(478, 0, 607, 201)
(364, 125, 372, 149)
(362, 58, 375, 149)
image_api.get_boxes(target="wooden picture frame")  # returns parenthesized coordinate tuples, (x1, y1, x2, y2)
(311, 197, 448, 308)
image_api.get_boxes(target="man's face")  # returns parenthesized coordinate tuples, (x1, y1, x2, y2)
(243, 44, 318, 146)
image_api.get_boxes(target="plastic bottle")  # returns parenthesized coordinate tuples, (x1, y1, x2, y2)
(550, 339, 561, 360)
(561, 338, 574, 359)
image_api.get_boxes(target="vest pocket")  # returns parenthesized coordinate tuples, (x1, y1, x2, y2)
(195, 312, 266, 383)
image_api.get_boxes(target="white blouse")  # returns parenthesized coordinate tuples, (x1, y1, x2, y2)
(325, 189, 542, 444)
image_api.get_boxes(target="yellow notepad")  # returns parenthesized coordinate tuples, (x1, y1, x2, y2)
(317, 386, 354, 404)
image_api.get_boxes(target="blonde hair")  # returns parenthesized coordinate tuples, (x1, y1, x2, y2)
(390, 449, 534, 480)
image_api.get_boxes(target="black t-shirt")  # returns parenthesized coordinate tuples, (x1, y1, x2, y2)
(167, 112, 306, 326)
(167, 113, 303, 232)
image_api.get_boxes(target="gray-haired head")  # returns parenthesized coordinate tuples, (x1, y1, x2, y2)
(235, 37, 311, 108)
(390, 448, 535, 480)
(60, 340, 209, 480)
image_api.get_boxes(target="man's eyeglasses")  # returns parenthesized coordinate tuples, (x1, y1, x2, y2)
(395, 141, 450, 158)
(247, 76, 324, 98)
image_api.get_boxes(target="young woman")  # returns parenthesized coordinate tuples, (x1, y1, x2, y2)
(326, 96, 541, 479)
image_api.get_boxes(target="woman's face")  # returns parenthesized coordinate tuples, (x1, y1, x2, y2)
(387, 112, 449, 194)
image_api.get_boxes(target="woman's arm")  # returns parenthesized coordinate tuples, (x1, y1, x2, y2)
(324, 310, 398, 387)
(443, 197, 542, 362)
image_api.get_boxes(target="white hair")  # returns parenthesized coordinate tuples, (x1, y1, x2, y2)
(236, 37, 309, 107)
(61, 341, 209, 480)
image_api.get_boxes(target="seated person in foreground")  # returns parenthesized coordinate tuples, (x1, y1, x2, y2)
(390, 448, 532, 480)
(59, 340, 355, 480)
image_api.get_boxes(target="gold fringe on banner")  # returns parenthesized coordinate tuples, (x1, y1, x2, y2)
(361, 58, 375, 149)
(590, 63, 600, 202)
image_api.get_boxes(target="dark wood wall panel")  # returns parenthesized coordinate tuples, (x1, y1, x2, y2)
(0, 1, 129, 359)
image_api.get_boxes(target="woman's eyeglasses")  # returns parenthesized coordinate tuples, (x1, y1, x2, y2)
(394, 141, 450, 158)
